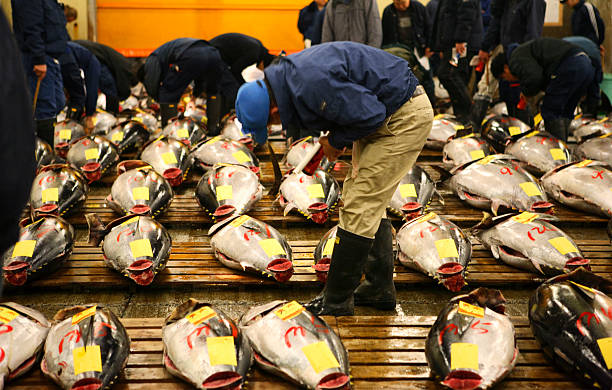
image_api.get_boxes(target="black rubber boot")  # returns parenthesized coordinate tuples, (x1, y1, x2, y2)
(470, 99, 489, 131)
(545, 118, 569, 142)
(160, 103, 178, 127)
(305, 228, 374, 316)
(206, 95, 222, 136)
(35, 119, 55, 145)
(354, 219, 396, 310)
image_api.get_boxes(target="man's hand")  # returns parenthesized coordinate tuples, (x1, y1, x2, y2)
(425, 47, 434, 58)
(84, 116, 95, 134)
(455, 42, 467, 56)
(33, 64, 47, 80)
(319, 136, 343, 162)
(478, 50, 489, 63)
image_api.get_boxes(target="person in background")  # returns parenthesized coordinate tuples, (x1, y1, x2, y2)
(431, 0, 483, 124)
(137, 38, 224, 127)
(11, 0, 69, 145)
(63, 4, 76, 22)
(381, 0, 435, 105)
(298, 0, 328, 48)
(321, 0, 382, 48)
(491, 38, 598, 142)
(561, 0, 605, 54)
(563, 35, 603, 116)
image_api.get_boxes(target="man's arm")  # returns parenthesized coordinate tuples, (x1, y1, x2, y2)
(14, 0, 46, 64)
(480, 0, 502, 52)
(60, 50, 86, 113)
(321, 4, 334, 43)
(454, 0, 479, 45)
(509, 52, 543, 97)
(365, 0, 382, 48)
(83, 55, 101, 116)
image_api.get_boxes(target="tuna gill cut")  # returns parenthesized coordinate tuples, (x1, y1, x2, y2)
(140, 136, 193, 187)
(30, 164, 88, 218)
(66, 136, 119, 183)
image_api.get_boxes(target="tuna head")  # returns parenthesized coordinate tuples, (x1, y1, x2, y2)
(442, 134, 494, 170)
(504, 131, 571, 175)
(162, 299, 252, 390)
(574, 135, 612, 167)
(54, 120, 85, 158)
(396, 212, 472, 291)
(573, 120, 612, 143)
(313, 225, 339, 282)
(481, 115, 530, 152)
(163, 117, 207, 147)
(209, 216, 294, 282)
(191, 137, 260, 175)
(427, 115, 463, 150)
(239, 300, 350, 389)
(106, 120, 150, 155)
(30, 164, 88, 217)
(279, 170, 341, 224)
(140, 136, 192, 187)
(388, 165, 437, 218)
(91, 110, 118, 135)
(66, 136, 120, 183)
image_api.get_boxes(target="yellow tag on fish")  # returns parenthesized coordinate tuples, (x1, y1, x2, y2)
(575, 113, 583, 120)
(399, 184, 417, 198)
(523, 130, 539, 139)
(598, 117, 609, 123)
(461, 133, 475, 139)
(130, 239, 153, 258)
(478, 155, 496, 165)
(575, 160, 593, 168)
(132, 187, 149, 201)
(519, 182, 542, 197)
(597, 338, 612, 369)
(230, 215, 251, 227)
(570, 281, 596, 294)
(415, 212, 437, 224)
(302, 341, 340, 373)
(549, 149, 566, 161)
(458, 301, 484, 318)
(177, 128, 189, 138)
(121, 216, 140, 226)
(0, 307, 19, 323)
(207, 336, 237, 366)
(73, 345, 102, 375)
(72, 306, 97, 325)
(548, 237, 578, 255)
(186, 306, 217, 325)
(161, 152, 178, 165)
(59, 129, 72, 140)
(275, 301, 305, 321)
(84, 148, 99, 160)
(232, 151, 251, 164)
(534, 113, 543, 126)
(307, 184, 325, 199)
(42, 187, 59, 203)
(111, 131, 124, 142)
(206, 136, 221, 145)
(508, 126, 522, 136)
(216, 185, 233, 201)
(451, 343, 479, 370)
(512, 212, 538, 224)
(12, 240, 36, 258)
(470, 150, 485, 161)
(258, 239, 286, 256)
(435, 239, 459, 259)
(434, 114, 445, 120)
(454, 125, 464, 130)
(132, 116, 143, 123)
(322, 237, 335, 256)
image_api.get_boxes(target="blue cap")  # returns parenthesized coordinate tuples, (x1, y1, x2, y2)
(235, 80, 270, 144)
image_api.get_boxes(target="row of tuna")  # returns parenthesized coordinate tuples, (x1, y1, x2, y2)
(0, 300, 350, 390)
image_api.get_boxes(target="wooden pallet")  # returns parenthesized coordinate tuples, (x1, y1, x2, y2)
(4, 240, 610, 290)
(6, 316, 583, 389)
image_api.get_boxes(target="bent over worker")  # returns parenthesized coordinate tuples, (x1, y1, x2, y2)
(235, 42, 433, 315)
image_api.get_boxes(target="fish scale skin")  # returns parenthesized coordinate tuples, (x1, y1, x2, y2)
(279, 170, 340, 221)
(388, 166, 436, 214)
(109, 168, 173, 217)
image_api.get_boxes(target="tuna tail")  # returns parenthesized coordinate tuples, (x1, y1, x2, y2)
(452, 287, 507, 314)
(551, 268, 612, 294)
(267, 141, 282, 197)
(164, 298, 206, 325)
(85, 213, 106, 246)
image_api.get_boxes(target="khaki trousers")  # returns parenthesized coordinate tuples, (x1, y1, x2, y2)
(339, 93, 433, 238)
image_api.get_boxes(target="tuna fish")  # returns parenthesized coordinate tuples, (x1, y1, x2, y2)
(220, 116, 254, 149)
(279, 170, 341, 224)
(529, 269, 612, 388)
(396, 212, 472, 291)
(209, 215, 294, 282)
(0, 303, 50, 388)
(86, 213, 172, 286)
(191, 137, 260, 174)
(140, 136, 193, 187)
(91, 110, 118, 135)
(477, 212, 590, 275)
(107, 161, 173, 217)
(442, 133, 495, 171)
(130, 108, 159, 131)
(41, 304, 130, 390)
(30, 164, 88, 217)
(489, 102, 508, 116)
(541, 160, 612, 217)
(450, 154, 553, 215)
(569, 115, 594, 134)
(106, 121, 150, 155)
(504, 131, 572, 175)
(388, 165, 440, 218)
(574, 135, 612, 166)
(35, 138, 55, 170)
(183, 105, 208, 127)
(573, 119, 612, 143)
(162, 299, 252, 390)
(2, 215, 74, 286)
(239, 300, 350, 389)
(53, 120, 86, 158)
(163, 117, 207, 147)
(284, 137, 334, 172)
(120, 95, 139, 111)
(312, 225, 338, 282)
(426, 288, 518, 390)
(196, 164, 263, 220)
(427, 115, 464, 149)
(66, 136, 120, 183)
(481, 115, 531, 152)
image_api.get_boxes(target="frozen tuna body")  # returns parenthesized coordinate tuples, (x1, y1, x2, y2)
(30, 164, 88, 217)
(504, 131, 571, 175)
(66, 136, 119, 183)
(387, 165, 438, 218)
(481, 115, 531, 152)
(191, 136, 260, 174)
(427, 115, 464, 149)
(106, 121, 150, 155)
(284, 137, 333, 172)
(140, 136, 192, 187)
(442, 134, 494, 171)
(279, 170, 341, 224)
(163, 117, 207, 147)
(312, 225, 338, 282)
(573, 120, 612, 143)
(35, 137, 55, 170)
(574, 135, 612, 166)
(53, 120, 85, 158)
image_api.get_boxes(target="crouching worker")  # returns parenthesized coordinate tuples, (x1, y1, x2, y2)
(491, 38, 599, 141)
(235, 42, 434, 315)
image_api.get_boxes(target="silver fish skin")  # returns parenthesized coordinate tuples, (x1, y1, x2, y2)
(119, 95, 139, 111)
(573, 120, 612, 143)
(35, 138, 55, 170)
(450, 154, 552, 215)
(162, 299, 252, 390)
(91, 110, 118, 135)
(426, 288, 518, 390)
(163, 117, 207, 148)
(2, 215, 74, 286)
(195, 164, 263, 220)
(482, 115, 531, 152)
(106, 121, 150, 155)
(190, 136, 260, 174)
(388, 165, 437, 217)
(569, 116, 594, 133)
(477, 213, 589, 275)
(183, 105, 207, 127)
(312, 225, 338, 282)
(442, 135, 494, 171)
(427, 116, 462, 149)
(107, 163, 173, 217)
(41, 305, 130, 390)
(239, 300, 351, 390)
(66, 136, 119, 183)
(504, 131, 571, 175)
(284, 137, 333, 172)
(53, 120, 85, 158)
(140, 137, 192, 187)
(131, 109, 159, 131)
(209, 215, 294, 282)
(220, 116, 254, 149)
(489, 102, 508, 116)
(30, 164, 88, 217)
(0, 303, 50, 387)
(279, 169, 341, 224)
(574, 136, 612, 166)
(396, 212, 472, 292)
(541, 160, 612, 217)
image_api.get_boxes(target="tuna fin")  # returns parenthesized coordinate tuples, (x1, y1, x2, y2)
(267, 141, 282, 197)
(283, 203, 295, 216)
(85, 213, 106, 246)
(471, 212, 494, 231)
(460, 287, 506, 314)
(434, 187, 445, 206)
(553, 268, 612, 294)
(117, 160, 151, 175)
(429, 164, 452, 184)
(529, 258, 545, 274)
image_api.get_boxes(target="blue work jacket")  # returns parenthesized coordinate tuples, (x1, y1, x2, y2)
(60, 42, 101, 116)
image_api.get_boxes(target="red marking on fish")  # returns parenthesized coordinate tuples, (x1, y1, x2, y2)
(59, 330, 82, 353)
(592, 170, 604, 180)
(438, 323, 458, 344)
(470, 320, 492, 334)
(284, 326, 305, 348)
(187, 325, 211, 349)
(0, 324, 13, 335)
(500, 167, 513, 175)
(576, 311, 600, 336)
